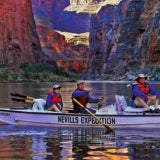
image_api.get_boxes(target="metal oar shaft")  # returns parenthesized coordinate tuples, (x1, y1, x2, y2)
(73, 98, 115, 133)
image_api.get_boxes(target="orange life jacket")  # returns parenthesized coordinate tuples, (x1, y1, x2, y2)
(137, 82, 150, 95)
(47, 91, 61, 103)
(77, 95, 88, 105)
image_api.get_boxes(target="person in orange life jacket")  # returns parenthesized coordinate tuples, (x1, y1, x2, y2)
(131, 74, 160, 111)
(72, 81, 104, 113)
(45, 85, 63, 112)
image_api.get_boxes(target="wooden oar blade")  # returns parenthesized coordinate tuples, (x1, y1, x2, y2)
(103, 124, 115, 134)
(105, 128, 115, 134)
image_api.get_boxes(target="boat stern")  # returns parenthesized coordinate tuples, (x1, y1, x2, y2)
(0, 109, 16, 125)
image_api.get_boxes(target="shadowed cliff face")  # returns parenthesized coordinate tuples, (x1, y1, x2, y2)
(111, 0, 160, 74)
(89, 0, 160, 76)
(0, 0, 43, 69)
(88, 0, 129, 74)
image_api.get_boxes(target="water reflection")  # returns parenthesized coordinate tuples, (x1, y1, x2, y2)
(0, 125, 160, 159)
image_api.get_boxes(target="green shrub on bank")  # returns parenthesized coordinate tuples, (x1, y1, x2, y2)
(0, 71, 9, 80)
(22, 64, 48, 80)
(21, 64, 78, 81)
(10, 73, 19, 80)
(0, 64, 78, 82)
(22, 64, 45, 73)
(0, 64, 7, 68)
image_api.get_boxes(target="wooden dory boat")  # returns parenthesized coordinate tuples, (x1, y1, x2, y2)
(0, 107, 160, 127)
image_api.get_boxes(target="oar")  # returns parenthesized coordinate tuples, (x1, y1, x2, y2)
(11, 98, 33, 103)
(72, 98, 115, 133)
(10, 93, 35, 101)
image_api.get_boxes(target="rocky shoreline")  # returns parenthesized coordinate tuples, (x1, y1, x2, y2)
(1, 64, 160, 83)
(81, 67, 160, 81)
(1, 71, 160, 83)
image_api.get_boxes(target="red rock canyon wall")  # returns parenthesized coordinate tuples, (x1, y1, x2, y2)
(0, 0, 42, 69)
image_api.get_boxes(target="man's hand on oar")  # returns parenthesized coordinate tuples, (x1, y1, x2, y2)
(72, 98, 115, 134)
(97, 97, 104, 109)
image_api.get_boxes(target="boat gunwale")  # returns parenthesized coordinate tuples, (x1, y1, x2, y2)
(0, 108, 160, 117)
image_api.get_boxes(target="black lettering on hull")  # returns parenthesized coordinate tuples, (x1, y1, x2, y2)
(0, 112, 10, 116)
(58, 116, 79, 124)
(58, 115, 116, 125)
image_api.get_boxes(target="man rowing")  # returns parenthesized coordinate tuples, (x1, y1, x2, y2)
(131, 74, 160, 112)
(72, 81, 103, 113)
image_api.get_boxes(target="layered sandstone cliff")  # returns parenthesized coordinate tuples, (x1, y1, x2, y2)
(88, 0, 160, 78)
(0, 0, 44, 69)
(31, 0, 90, 73)
(37, 25, 89, 73)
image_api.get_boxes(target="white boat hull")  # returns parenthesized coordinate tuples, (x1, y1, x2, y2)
(0, 108, 160, 127)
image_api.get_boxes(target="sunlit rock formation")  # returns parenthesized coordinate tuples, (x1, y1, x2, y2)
(65, 0, 122, 14)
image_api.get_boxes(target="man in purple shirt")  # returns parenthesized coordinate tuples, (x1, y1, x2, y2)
(45, 85, 63, 112)
(72, 81, 103, 113)
(131, 74, 160, 111)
